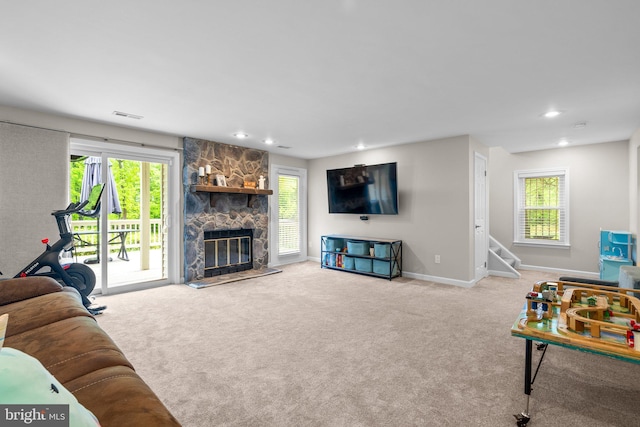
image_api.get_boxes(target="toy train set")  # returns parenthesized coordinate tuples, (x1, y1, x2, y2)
(512, 279, 640, 426)
(517, 280, 640, 355)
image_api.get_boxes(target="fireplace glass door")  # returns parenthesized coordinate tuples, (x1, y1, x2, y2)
(204, 229, 253, 277)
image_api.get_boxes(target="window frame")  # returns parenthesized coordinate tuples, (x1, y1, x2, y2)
(277, 173, 301, 256)
(513, 167, 570, 248)
(269, 165, 308, 266)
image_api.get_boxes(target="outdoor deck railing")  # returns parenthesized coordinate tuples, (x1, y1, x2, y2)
(71, 219, 163, 255)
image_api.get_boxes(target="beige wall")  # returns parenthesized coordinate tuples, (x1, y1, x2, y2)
(270, 153, 309, 170)
(489, 140, 630, 275)
(630, 128, 640, 235)
(308, 135, 479, 285)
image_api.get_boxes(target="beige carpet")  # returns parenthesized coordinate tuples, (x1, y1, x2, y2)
(94, 262, 640, 426)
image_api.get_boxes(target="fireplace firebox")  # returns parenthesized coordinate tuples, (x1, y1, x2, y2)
(204, 229, 253, 277)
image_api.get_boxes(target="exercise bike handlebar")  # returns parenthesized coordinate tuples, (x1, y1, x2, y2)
(51, 199, 92, 237)
(52, 199, 90, 217)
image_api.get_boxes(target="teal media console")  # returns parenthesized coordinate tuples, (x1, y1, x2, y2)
(320, 235, 402, 280)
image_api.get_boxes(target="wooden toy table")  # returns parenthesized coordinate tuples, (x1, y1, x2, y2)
(510, 280, 640, 426)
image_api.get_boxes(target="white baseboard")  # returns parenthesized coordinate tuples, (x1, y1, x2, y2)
(308, 257, 600, 287)
(269, 257, 310, 268)
(308, 256, 477, 288)
(401, 271, 476, 288)
(518, 264, 599, 278)
(488, 269, 521, 279)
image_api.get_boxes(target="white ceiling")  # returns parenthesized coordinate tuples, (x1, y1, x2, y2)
(1, 1, 639, 159)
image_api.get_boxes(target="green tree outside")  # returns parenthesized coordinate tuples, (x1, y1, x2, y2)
(524, 176, 559, 240)
(70, 158, 163, 220)
(278, 175, 300, 253)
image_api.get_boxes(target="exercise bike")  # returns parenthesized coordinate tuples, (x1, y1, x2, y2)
(2, 185, 106, 315)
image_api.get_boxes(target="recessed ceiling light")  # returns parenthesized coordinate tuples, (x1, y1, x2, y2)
(558, 139, 570, 147)
(263, 138, 274, 145)
(233, 132, 249, 139)
(542, 110, 563, 118)
(356, 143, 365, 150)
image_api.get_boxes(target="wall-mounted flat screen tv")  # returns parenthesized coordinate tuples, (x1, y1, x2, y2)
(327, 162, 398, 215)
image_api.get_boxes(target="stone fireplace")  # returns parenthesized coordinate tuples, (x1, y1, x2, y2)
(183, 138, 269, 283)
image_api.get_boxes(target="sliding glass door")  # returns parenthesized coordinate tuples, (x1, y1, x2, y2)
(70, 138, 180, 294)
(106, 157, 166, 289)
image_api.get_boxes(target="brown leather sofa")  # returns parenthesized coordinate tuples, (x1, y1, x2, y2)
(0, 276, 180, 426)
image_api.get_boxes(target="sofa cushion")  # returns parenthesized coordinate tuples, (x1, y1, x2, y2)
(0, 276, 62, 306)
(0, 289, 91, 337)
(5, 316, 133, 384)
(65, 365, 181, 427)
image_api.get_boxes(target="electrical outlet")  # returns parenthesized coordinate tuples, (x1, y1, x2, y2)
(435, 255, 441, 264)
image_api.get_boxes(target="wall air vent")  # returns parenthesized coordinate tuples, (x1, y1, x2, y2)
(112, 111, 143, 120)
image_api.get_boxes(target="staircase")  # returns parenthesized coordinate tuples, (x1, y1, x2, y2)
(488, 236, 521, 278)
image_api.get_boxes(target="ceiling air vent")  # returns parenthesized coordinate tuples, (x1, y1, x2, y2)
(277, 145, 291, 149)
(112, 111, 143, 120)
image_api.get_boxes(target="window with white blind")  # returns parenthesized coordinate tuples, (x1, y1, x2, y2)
(278, 174, 300, 255)
(514, 168, 569, 247)
(270, 165, 307, 266)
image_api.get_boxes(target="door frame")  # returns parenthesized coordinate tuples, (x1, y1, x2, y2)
(70, 137, 181, 292)
(269, 164, 307, 266)
(474, 152, 489, 281)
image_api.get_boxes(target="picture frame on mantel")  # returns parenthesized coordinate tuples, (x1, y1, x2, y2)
(216, 174, 227, 186)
